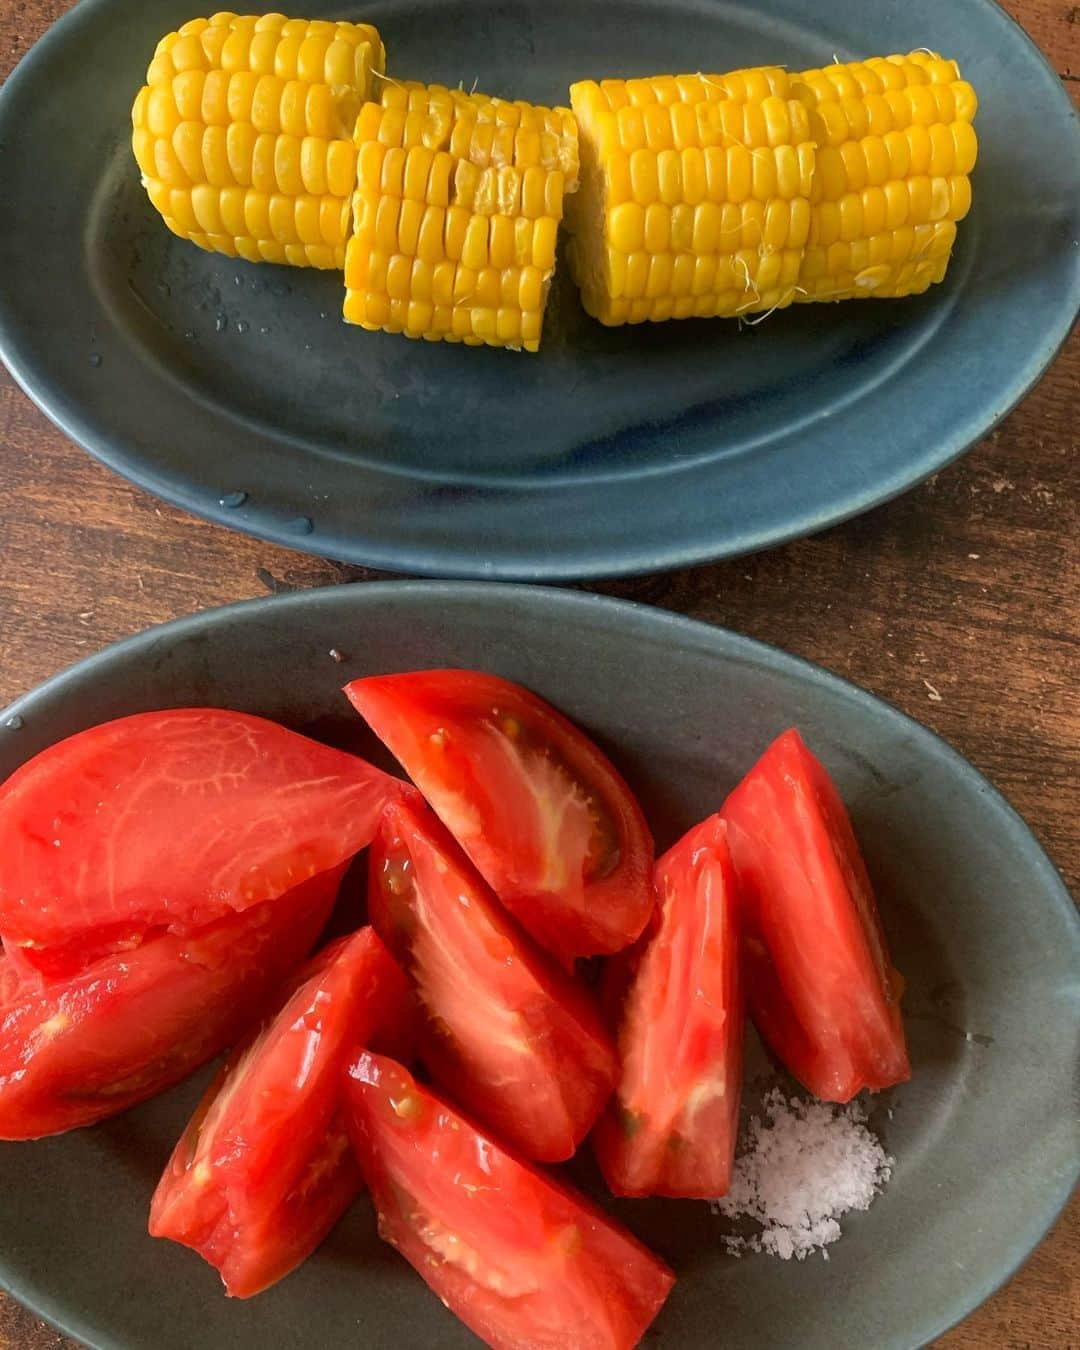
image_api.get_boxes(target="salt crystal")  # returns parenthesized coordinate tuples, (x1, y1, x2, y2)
(711, 1089, 893, 1260)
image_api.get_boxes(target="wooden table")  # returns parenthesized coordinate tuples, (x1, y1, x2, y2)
(1, 1, 1077, 1345)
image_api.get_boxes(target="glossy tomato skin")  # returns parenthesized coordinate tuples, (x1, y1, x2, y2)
(594, 815, 743, 1198)
(0, 709, 409, 978)
(722, 728, 911, 1102)
(149, 926, 415, 1297)
(344, 1052, 675, 1350)
(369, 798, 616, 1163)
(0, 869, 342, 1140)
(344, 671, 654, 967)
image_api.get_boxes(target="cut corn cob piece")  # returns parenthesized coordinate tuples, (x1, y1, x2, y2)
(790, 52, 976, 302)
(132, 13, 385, 269)
(566, 53, 977, 325)
(343, 82, 579, 351)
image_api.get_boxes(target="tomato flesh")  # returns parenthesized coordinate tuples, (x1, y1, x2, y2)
(344, 671, 654, 966)
(722, 728, 911, 1101)
(149, 926, 415, 1297)
(594, 814, 742, 1198)
(344, 1051, 674, 1350)
(369, 798, 616, 1162)
(0, 869, 341, 1140)
(0, 708, 408, 978)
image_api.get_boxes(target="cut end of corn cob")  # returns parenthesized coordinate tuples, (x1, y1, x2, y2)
(566, 53, 977, 326)
(132, 13, 386, 269)
(343, 82, 579, 352)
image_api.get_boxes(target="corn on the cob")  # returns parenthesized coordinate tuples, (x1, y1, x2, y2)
(343, 82, 579, 351)
(566, 53, 977, 325)
(132, 12, 385, 269)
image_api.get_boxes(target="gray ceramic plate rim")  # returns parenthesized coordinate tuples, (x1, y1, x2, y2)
(0, 1, 1078, 579)
(0, 580, 1076, 1349)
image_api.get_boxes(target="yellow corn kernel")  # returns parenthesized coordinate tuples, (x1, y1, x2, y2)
(670, 203, 694, 251)
(752, 148, 778, 199)
(605, 150, 632, 207)
(321, 194, 349, 246)
(862, 187, 887, 235)
(643, 203, 669, 253)
(444, 204, 470, 260)
(653, 149, 679, 206)
(460, 213, 487, 270)
(607, 200, 644, 252)
(645, 252, 674, 299)
(398, 197, 424, 253)
(249, 131, 276, 192)
(741, 199, 765, 249)
(171, 34, 209, 74)
(454, 159, 480, 210)
(726, 146, 752, 203)
(385, 253, 411, 301)
(630, 149, 658, 205)
(532, 216, 558, 269)
(294, 194, 322, 244)
(416, 206, 446, 263)
(949, 175, 972, 220)
(431, 259, 455, 305)
(474, 169, 498, 216)
(703, 146, 726, 200)
(300, 136, 329, 195)
(404, 146, 435, 201)
(429, 153, 455, 209)
(489, 215, 515, 269)
(273, 134, 302, 195)
(474, 268, 500, 307)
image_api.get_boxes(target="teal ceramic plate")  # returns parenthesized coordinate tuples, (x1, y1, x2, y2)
(0, 1, 1077, 578)
(0, 583, 1076, 1348)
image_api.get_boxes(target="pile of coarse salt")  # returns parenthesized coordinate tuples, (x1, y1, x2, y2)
(712, 1089, 893, 1261)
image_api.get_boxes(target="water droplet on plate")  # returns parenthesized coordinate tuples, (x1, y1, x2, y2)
(259, 326, 270, 335)
(88, 352, 102, 368)
(319, 311, 329, 320)
(219, 490, 248, 509)
(184, 329, 196, 341)
(233, 275, 244, 287)
(236, 320, 249, 335)
(4, 714, 24, 731)
(215, 313, 228, 333)
(287, 515, 314, 535)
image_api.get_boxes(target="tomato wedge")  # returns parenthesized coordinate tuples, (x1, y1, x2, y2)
(0, 869, 341, 1140)
(722, 728, 911, 1101)
(369, 798, 616, 1162)
(0, 708, 408, 979)
(344, 1051, 674, 1350)
(594, 814, 743, 1198)
(344, 671, 654, 966)
(149, 926, 415, 1297)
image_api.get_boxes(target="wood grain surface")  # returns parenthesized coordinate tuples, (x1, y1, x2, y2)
(0, 1, 1077, 1347)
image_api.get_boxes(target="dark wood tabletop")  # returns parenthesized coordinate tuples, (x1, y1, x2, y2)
(1, 1, 1077, 1346)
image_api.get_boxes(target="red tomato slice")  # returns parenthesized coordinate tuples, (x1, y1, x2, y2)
(344, 671, 654, 966)
(344, 1051, 674, 1350)
(0, 709, 408, 979)
(594, 814, 743, 1198)
(369, 798, 616, 1163)
(149, 926, 415, 1297)
(722, 728, 911, 1102)
(0, 869, 341, 1140)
